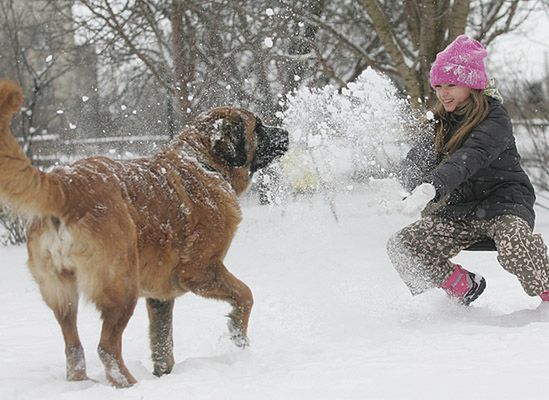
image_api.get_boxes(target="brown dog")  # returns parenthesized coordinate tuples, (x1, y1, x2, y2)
(0, 80, 288, 387)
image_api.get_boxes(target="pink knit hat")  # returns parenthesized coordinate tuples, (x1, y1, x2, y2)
(430, 35, 488, 89)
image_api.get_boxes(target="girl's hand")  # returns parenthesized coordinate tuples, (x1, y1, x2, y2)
(399, 183, 437, 217)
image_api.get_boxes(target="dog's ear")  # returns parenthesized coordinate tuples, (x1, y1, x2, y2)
(211, 116, 248, 167)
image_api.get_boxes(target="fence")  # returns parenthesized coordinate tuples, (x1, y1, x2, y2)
(22, 133, 172, 168)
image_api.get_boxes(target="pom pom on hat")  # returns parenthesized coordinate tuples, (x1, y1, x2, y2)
(430, 35, 488, 90)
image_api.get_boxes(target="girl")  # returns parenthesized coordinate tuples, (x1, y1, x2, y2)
(387, 34, 549, 305)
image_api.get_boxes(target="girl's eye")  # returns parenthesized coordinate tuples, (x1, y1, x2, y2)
(448, 84, 455, 87)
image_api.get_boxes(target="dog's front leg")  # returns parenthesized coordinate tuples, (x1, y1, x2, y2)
(190, 262, 253, 348)
(146, 298, 175, 377)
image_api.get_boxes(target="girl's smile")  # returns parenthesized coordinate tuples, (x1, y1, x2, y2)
(434, 84, 472, 112)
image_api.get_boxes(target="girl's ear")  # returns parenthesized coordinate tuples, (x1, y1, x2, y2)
(211, 117, 248, 167)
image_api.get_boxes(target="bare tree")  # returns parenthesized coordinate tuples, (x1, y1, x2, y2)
(66, 0, 294, 124)
(502, 71, 549, 197)
(0, 0, 95, 243)
(273, 0, 537, 107)
(1, 0, 70, 154)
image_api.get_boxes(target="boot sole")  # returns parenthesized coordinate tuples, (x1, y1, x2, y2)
(462, 276, 486, 306)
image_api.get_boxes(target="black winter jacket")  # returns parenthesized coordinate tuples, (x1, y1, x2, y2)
(399, 96, 536, 228)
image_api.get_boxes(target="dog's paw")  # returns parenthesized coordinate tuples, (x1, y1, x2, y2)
(230, 332, 250, 348)
(67, 370, 90, 382)
(227, 321, 250, 348)
(153, 361, 174, 377)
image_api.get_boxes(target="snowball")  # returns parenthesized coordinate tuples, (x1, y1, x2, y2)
(264, 37, 274, 48)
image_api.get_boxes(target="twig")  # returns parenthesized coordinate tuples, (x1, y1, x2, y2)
(309, 151, 339, 223)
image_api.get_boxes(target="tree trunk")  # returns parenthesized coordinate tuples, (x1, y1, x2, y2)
(359, 0, 422, 106)
(171, 0, 191, 122)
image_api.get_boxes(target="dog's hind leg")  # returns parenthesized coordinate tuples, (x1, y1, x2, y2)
(55, 293, 88, 382)
(146, 298, 175, 377)
(31, 268, 88, 381)
(95, 284, 138, 388)
(190, 262, 253, 348)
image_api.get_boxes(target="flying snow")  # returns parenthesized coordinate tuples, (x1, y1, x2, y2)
(278, 67, 425, 196)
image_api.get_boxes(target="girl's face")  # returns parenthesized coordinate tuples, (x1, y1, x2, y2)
(434, 84, 472, 112)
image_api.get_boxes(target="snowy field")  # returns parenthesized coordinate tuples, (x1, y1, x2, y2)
(1, 189, 549, 400)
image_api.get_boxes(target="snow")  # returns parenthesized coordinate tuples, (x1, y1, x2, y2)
(1, 191, 549, 399)
(2, 23, 548, 398)
(280, 68, 422, 188)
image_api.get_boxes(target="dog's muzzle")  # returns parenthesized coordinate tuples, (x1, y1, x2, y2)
(251, 125, 289, 173)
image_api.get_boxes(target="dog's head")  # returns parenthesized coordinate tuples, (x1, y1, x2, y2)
(195, 107, 289, 174)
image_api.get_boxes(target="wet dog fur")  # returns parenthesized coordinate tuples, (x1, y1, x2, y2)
(0, 79, 288, 387)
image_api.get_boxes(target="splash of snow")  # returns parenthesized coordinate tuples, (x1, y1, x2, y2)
(280, 67, 423, 194)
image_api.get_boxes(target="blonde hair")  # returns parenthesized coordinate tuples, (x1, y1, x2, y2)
(433, 90, 489, 157)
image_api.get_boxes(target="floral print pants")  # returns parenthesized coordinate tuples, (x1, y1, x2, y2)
(386, 214, 549, 296)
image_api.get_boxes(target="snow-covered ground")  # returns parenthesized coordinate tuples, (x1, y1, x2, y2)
(1, 189, 549, 400)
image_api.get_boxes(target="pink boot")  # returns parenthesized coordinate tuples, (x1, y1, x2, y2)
(540, 290, 549, 302)
(441, 263, 486, 305)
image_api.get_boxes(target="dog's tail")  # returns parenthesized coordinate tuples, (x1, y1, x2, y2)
(0, 79, 65, 217)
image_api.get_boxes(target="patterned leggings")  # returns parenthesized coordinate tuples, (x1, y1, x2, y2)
(386, 214, 549, 296)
